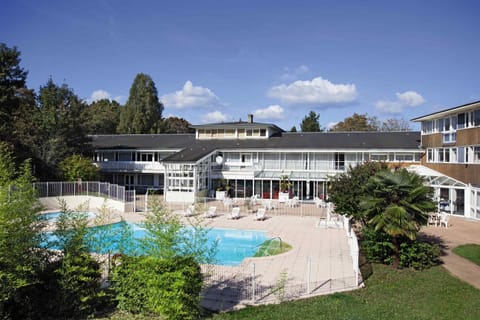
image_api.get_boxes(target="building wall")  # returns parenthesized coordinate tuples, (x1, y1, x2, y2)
(457, 127, 480, 145)
(421, 158, 480, 185)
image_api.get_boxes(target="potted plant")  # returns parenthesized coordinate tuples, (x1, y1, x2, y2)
(215, 179, 228, 200)
(279, 175, 291, 202)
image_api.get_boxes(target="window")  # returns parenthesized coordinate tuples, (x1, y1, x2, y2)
(246, 129, 253, 136)
(458, 147, 465, 163)
(371, 154, 388, 161)
(458, 113, 466, 129)
(475, 147, 480, 163)
(396, 154, 414, 162)
(334, 153, 345, 170)
(427, 149, 433, 162)
(438, 148, 444, 162)
(140, 153, 153, 162)
(422, 120, 434, 134)
(474, 110, 480, 127)
(260, 129, 266, 136)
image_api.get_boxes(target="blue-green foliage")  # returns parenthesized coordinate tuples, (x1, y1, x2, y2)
(112, 256, 203, 319)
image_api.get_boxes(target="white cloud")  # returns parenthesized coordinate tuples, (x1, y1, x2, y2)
(326, 121, 339, 130)
(161, 81, 221, 109)
(375, 90, 425, 114)
(280, 65, 310, 81)
(268, 76, 358, 105)
(90, 89, 111, 102)
(253, 105, 284, 120)
(396, 91, 425, 107)
(202, 111, 228, 123)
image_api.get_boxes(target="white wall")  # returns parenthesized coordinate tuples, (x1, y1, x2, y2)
(39, 196, 125, 213)
(165, 191, 195, 203)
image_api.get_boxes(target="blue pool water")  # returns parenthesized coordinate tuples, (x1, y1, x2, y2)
(39, 211, 96, 221)
(45, 222, 267, 266)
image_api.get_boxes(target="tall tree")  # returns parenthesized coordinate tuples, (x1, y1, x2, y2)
(0, 43, 28, 142)
(380, 118, 411, 131)
(0, 43, 39, 164)
(329, 161, 388, 225)
(35, 79, 90, 179)
(83, 98, 120, 134)
(160, 116, 193, 133)
(117, 73, 163, 134)
(300, 111, 323, 132)
(361, 169, 436, 267)
(330, 113, 379, 132)
(0, 142, 45, 316)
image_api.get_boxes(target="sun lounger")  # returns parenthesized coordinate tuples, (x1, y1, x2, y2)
(254, 208, 266, 221)
(230, 207, 240, 219)
(204, 206, 217, 218)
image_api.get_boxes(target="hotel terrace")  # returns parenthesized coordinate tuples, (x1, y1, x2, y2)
(91, 101, 480, 221)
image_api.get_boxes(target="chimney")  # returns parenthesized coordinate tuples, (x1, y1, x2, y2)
(247, 114, 254, 123)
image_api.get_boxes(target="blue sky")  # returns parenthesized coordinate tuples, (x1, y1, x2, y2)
(2, 0, 479, 130)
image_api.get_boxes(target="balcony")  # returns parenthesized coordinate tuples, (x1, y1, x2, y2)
(95, 161, 165, 173)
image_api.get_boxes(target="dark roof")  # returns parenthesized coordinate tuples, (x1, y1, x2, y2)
(91, 132, 421, 163)
(161, 131, 421, 163)
(411, 100, 480, 121)
(90, 134, 195, 150)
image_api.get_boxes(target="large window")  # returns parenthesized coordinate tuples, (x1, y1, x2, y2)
(334, 153, 345, 170)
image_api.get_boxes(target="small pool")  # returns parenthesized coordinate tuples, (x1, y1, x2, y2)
(39, 211, 96, 221)
(44, 222, 267, 266)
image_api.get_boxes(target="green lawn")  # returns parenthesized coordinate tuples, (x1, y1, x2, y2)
(453, 244, 480, 266)
(254, 238, 292, 257)
(208, 264, 480, 320)
(97, 264, 480, 320)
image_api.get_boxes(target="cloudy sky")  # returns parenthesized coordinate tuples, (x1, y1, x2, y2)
(2, 0, 479, 130)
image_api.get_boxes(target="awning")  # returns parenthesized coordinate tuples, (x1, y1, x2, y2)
(406, 165, 466, 187)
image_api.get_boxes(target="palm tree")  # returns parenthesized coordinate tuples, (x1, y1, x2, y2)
(360, 169, 436, 267)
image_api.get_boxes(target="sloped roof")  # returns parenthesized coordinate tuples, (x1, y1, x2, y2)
(411, 100, 480, 122)
(91, 131, 421, 163)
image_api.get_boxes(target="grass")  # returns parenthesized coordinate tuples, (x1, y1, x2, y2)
(453, 244, 480, 266)
(207, 264, 480, 320)
(254, 238, 292, 257)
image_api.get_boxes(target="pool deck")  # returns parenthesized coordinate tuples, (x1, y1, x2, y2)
(119, 208, 357, 310)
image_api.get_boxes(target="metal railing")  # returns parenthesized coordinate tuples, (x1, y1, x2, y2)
(34, 181, 127, 203)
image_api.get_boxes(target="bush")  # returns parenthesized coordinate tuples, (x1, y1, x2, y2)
(112, 256, 203, 319)
(360, 227, 394, 265)
(399, 241, 441, 270)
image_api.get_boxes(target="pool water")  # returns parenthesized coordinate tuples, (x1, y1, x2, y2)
(45, 222, 267, 266)
(39, 211, 96, 221)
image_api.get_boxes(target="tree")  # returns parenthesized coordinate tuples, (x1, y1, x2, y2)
(59, 154, 100, 181)
(160, 116, 193, 133)
(84, 98, 120, 134)
(35, 78, 90, 179)
(0, 43, 29, 143)
(330, 113, 379, 132)
(380, 118, 411, 132)
(290, 126, 297, 132)
(328, 161, 388, 225)
(117, 73, 164, 134)
(300, 111, 323, 132)
(141, 200, 217, 264)
(360, 169, 436, 267)
(0, 142, 45, 317)
(0, 43, 39, 167)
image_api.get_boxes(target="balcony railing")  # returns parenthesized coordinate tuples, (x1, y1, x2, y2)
(95, 161, 165, 172)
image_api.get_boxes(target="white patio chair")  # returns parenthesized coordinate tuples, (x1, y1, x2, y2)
(229, 207, 241, 219)
(254, 208, 266, 221)
(204, 206, 217, 218)
(439, 213, 449, 228)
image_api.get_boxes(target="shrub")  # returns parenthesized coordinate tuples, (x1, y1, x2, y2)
(399, 241, 441, 270)
(112, 256, 203, 319)
(360, 226, 394, 265)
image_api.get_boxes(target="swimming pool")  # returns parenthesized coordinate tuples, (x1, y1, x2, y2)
(45, 222, 267, 266)
(39, 211, 96, 221)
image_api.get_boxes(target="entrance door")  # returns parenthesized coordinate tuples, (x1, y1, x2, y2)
(125, 174, 135, 190)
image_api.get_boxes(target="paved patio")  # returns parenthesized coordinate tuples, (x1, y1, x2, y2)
(421, 216, 480, 289)
(119, 206, 357, 311)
